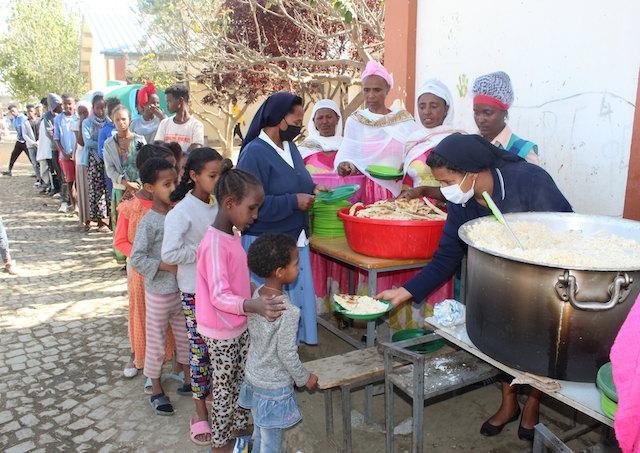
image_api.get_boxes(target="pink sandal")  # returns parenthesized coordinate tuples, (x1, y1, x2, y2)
(190, 416, 211, 446)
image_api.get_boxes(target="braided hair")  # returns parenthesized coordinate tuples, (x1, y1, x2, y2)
(214, 161, 262, 204)
(170, 147, 225, 202)
(135, 143, 174, 170)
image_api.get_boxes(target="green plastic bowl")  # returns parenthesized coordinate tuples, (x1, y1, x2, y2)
(596, 362, 618, 403)
(391, 328, 445, 354)
(600, 392, 617, 420)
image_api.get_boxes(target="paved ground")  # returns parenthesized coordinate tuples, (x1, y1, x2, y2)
(0, 142, 616, 453)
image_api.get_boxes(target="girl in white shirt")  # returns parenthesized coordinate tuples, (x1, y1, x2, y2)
(160, 147, 226, 446)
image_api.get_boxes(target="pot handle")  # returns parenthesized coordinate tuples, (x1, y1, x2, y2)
(556, 271, 633, 311)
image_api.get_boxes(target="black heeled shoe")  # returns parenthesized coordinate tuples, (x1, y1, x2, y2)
(480, 406, 521, 436)
(517, 411, 538, 441)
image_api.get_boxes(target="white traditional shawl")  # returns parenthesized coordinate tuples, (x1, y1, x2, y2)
(335, 107, 420, 195)
(298, 99, 343, 159)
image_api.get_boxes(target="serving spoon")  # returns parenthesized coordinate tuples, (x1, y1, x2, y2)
(481, 191, 525, 249)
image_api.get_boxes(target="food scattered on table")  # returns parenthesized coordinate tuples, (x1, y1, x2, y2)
(334, 294, 390, 315)
(466, 219, 640, 268)
(347, 198, 447, 220)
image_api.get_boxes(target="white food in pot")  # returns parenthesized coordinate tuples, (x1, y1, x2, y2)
(465, 220, 640, 269)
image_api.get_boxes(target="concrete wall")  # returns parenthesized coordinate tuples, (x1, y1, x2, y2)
(415, 0, 639, 216)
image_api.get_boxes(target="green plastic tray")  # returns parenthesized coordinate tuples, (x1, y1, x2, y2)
(332, 299, 393, 320)
(315, 184, 360, 202)
(366, 164, 403, 180)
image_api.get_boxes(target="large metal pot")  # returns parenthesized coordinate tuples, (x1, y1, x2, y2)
(458, 212, 640, 382)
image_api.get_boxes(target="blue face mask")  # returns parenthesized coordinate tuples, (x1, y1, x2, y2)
(440, 173, 475, 204)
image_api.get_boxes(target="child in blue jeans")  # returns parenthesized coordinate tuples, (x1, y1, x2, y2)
(240, 233, 318, 453)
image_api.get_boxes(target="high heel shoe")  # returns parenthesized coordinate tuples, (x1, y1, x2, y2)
(480, 406, 521, 436)
(517, 410, 538, 441)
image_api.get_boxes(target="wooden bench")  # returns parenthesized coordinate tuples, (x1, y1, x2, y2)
(303, 347, 404, 453)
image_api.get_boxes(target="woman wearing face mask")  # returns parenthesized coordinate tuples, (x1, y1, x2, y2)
(237, 92, 328, 345)
(334, 60, 420, 204)
(378, 133, 572, 442)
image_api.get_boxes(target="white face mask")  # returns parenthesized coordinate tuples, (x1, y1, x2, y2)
(440, 173, 475, 204)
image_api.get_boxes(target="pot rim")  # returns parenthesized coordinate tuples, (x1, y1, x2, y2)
(458, 212, 640, 272)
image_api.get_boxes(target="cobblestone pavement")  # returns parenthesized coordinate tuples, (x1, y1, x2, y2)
(0, 147, 609, 453)
(0, 151, 204, 452)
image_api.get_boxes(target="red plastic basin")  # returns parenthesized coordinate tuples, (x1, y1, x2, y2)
(337, 207, 445, 259)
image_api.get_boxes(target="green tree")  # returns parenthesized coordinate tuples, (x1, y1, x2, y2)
(0, 0, 86, 102)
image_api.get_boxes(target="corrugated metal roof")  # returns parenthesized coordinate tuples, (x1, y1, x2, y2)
(82, 9, 160, 55)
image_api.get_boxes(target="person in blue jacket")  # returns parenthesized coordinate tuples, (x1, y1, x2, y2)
(379, 133, 572, 442)
(237, 92, 328, 345)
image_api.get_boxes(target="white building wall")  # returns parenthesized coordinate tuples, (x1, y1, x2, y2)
(415, 0, 639, 216)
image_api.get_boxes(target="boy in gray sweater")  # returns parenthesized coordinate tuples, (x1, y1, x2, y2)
(239, 233, 318, 453)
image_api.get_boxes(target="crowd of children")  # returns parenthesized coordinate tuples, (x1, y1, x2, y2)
(2, 84, 318, 453)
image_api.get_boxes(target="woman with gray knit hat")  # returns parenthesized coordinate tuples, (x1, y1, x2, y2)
(472, 71, 539, 165)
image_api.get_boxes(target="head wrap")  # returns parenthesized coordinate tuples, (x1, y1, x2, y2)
(298, 99, 343, 159)
(471, 71, 513, 111)
(431, 133, 522, 172)
(414, 79, 454, 129)
(136, 81, 157, 112)
(361, 60, 393, 89)
(240, 91, 303, 153)
(76, 100, 91, 116)
(47, 93, 62, 112)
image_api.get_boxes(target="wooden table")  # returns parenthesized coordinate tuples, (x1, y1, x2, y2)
(310, 236, 430, 422)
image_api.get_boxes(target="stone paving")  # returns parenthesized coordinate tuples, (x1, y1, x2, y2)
(0, 145, 614, 453)
(0, 149, 204, 452)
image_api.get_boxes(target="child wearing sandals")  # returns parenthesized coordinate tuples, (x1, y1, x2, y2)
(161, 147, 225, 444)
(241, 233, 319, 453)
(195, 165, 287, 453)
(130, 157, 190, 415)
(115, 144, 178, 390)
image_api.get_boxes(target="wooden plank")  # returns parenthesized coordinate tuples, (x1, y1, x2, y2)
(310, 236, 430, 270)
(304, 347, 403, 390)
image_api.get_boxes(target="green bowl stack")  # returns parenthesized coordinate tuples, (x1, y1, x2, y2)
(391, 328, 445, 354)
(596, 362, 618, 419)
(312, 185, 360, 238)
(312, 199, 351, 237)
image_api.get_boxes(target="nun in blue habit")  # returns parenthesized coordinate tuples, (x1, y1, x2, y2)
(237, 91, 328, 345)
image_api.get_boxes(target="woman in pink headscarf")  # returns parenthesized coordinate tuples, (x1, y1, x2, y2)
(334, 60, 420, 203)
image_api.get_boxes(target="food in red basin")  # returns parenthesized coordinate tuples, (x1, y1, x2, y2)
(337, 206, 445, 259)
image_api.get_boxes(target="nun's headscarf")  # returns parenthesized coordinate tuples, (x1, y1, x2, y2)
(415, 79, 454, 129)
(240, 92, 303, 152)
(429, 133, 522, 172)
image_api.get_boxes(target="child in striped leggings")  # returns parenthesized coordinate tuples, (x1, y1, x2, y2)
(130, 157, 189, 415)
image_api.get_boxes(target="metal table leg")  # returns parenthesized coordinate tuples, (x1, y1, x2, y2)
(364, 269, 378, 424)
(384, 349, 395, 453)
(412, 357, 426, 453)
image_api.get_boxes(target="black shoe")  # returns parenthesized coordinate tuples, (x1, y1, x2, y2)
(517, 412, 538, 441)
(480, 406, 521, 437)
(1, 170, 11, 176)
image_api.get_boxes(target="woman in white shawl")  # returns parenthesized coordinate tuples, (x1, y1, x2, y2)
(335, 60, 420, 203)
(298, 99, 343, 174)
(402, 79, 463, 191)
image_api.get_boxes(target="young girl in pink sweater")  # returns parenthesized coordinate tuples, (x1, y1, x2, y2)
(195, 164, 286, 453)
